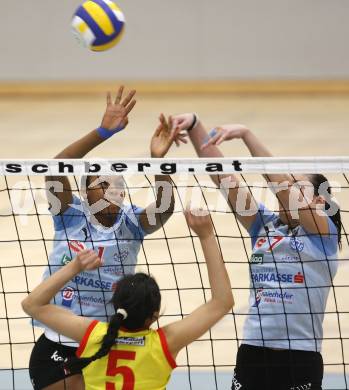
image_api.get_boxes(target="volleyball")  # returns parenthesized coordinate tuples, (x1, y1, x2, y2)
(72, 0, 125, 52)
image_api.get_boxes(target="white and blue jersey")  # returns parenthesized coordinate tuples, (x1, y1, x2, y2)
(35, 195, 146, 345)
(242, 203, 338, 352)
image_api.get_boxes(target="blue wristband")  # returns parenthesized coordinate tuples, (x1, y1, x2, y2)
(204, 128, 218, 144)
(97, 126, 124, 140)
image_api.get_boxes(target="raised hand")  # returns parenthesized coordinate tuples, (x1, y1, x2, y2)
(150, 114, 181, 158)
(170, 113, 195, 131)
(184, 207, 213, 239)
(74, 250, 103, 272)
(101, 86, 137, 131)
(201, 124, 249, 150)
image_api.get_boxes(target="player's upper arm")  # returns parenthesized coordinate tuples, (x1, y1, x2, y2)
(125, 206, 147, 239)
(139, 175, 175, 234)
(303, 216, 338, 256)
(140, 195, 175, 234)
(138, 203, 164, 235)
(225, 180, 259, 231)
(298, 207, 331, 236)
(52, 195, 85, 231)
(26, 304, 92, 343)
(162, 299, 231, 358)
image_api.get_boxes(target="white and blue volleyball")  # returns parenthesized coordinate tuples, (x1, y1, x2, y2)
(72, 0, 125, 52)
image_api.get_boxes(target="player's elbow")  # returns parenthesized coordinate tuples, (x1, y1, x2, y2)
(214, 292, 234, 314)
(21, 297, 35, 317)
(224, 292, 234, 312)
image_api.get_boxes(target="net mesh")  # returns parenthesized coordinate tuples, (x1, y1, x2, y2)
(0, 168, 348, 389)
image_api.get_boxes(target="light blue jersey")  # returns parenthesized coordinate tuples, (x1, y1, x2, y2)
(35, 195, 146, 345)
(243, 204, 338, 352)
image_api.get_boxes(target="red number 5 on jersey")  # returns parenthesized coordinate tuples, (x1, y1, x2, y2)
(106, 350, 136, 390)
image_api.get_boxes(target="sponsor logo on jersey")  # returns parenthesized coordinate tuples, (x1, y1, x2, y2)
(102, 265, 125, 276)
(252, 288, 294, 307)
(252, 288, 264, 307)
(72, 275, 114, 291)
(280, 255, 300, 263)
(68, 241, 105, 261)
(289, 237, 304, 252)
(252, 271, 294, 284)
(61, 254, 72, 266)
(115, 336, 145, 347)
(294, 272, 304, 284)
(255, 236, 284, 252)
(77, 295, 106, 306)
(61, 287, 75, 307)
(114, 249, 129, 263)
(68, 240, 86, 254)
(250, 253, 264, 264)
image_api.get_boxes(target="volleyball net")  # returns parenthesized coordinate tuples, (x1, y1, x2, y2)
(0, 158, 348, 390)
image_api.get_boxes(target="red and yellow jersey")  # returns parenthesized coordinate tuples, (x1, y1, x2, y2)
(77, 320, 177, 390)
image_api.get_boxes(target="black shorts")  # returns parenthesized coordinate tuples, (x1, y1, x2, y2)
(29, 334, 81, 390)
(232, 344, 323, 390)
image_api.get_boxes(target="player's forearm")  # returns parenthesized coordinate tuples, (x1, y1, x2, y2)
(155, 174, 175, 215)
(189, 120, 239, 187)
(54, 129, 105, 159)
(140, 175, 175, 233)
(152, 175, 175, 228)
(46, 130, 105, 194)
(200, 235, 234, 311)
(242, 129, 273, 158)
(243, 129, 292, 187)
(189, 120, 224, 158)
(22, 260, 81, 316)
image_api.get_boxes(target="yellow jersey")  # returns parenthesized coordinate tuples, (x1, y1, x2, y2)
(77, 320, 177, 390)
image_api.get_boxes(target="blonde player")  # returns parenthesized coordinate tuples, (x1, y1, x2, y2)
(22, 209, 234, 390)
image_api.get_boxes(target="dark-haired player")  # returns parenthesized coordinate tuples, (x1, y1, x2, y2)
(172, 114, 340, 390)
(29, 86, 181, 390)
(22, 209, 234, 390)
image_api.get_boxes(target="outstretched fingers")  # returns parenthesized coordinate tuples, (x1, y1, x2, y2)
(215, 134, 227, 146)
(201, 129, 221, 150)
(159, 113, 169, 131)
(154, 123, 163, 137)
(125, 99, 137, 115)
(175, 131, 188, 146)
(169, 126, 181, 142)
(121, 89, 136, 108)
(114, 85, 124, 104)
(106, 91, 112, 105)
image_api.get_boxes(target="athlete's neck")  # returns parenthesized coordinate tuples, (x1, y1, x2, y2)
(94, 206, 121, 227)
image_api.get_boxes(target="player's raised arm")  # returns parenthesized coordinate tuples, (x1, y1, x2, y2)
(46, 86, 136, 214)
(162, 208, 234, 358)
(204, 124, 331, 235)
(171, 113, 258, 231)
(139, 114, 180, 234)
(21, 250, 102, 343)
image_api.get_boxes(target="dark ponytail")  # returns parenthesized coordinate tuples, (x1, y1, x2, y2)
(309, 174, 342, 249)
(65, 273, 161, 374)
(64, 312, 124, 374)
